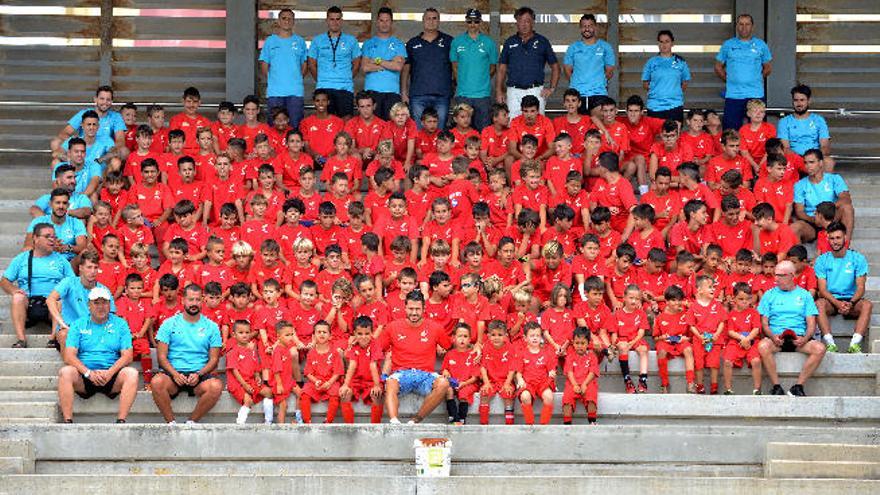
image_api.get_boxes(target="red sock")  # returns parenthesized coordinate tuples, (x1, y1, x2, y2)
(539, 403, 553, 425)
(479, 403, 490, 425)
(326, 397, 340, 423)
(657, 358, 669, 386)
(710, 382, 718, 394)
(522, 403, 535, 425)
(299, 396, 312, 424)
(563, 414, 573, 423)
(587, 411, 597, 421)
(685, 369, 695, 384)
(141, 356, 153, 384)
(370, 404, 383, 423)
(341, 402, 355, 423)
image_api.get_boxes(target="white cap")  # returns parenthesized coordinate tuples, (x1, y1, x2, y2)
(88, 286, 113, 301)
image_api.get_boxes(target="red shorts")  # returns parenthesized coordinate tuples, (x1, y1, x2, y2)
(723, 342, 761, 368)
(452, 382, 479, 405)
(517, 377, 555, 400)
(692, 342, 724, 370)
(257, 340, 276, 372)
(481, 379, 515, 400)
(302, 381, 341, 402)
(655, 340, 692, 358)
(228, 378, 261, 406)
(131, 337, 150, 357)
(273, 382, 299, 405)
(349, 380, 382, 405)
(562, 381, 598, 405)
(617, 338, 649, 353)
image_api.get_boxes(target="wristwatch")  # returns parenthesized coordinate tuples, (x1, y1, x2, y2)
(83, 370, 91, 379)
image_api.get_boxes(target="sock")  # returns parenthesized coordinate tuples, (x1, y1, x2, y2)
(823, 334, 835, 345)
(326, 397, 340, 423)
(522, 403, 535, 425)
(299, 396, 312, 424)
(685, 369, 695, 384)
(710, 382, 718, 394)
(851, 334, 863, 346)
(341, 402, 355, 423)
(262, 398, 273, 423)
(658, 358, 669, 386)
(446, 399, 458, 421)
(539, 403, 553, 425)
(619, 359, 631, 381)
(639, 373, 648, 385)
(480, 403, 490, 425)
(141, 356, 153, 384)
(236, 405, 249, 425)
(504, 406, 515, 425)
(638, 184, 649, 195)
(457, 402, 469, 422)
(369, 403, 383, 423)
(587, 411, 597, 424)
(578, 283, 586, 301)
(563, 413, 572, 425)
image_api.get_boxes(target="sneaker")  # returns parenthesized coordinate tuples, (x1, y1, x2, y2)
(659, 385, 669, 394)
(770, 384, 786, 396)
(847, 343, 862, 354)
(789, 384, 806, 397)
(826, 343, 838, 352)
(686, 383, 696, 394)
(294, 410, 304, 424)
(624, 380, 636, 394)
(752, 389, 762, 395)
(695, 384, 705, 395)
(115, 419, 126, 424)
(723, 389, 734, 395)
(637, 381, 648, 394)
(389, 417, 401, 424)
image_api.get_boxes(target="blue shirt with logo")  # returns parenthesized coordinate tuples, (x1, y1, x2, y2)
(66, 314, 132, 370)
(758, 286, 819, 336)
(499, 33, 557, 88)
(35, 193, 92, 215)
(157, 313, 222, 373)
(67, 109, 126, 141)
(62, 135, 116, 171)
(53, 276, 116, 327)
(564, 39, 615, 97)
(641, 54, 691, 111)
(27, 215, 87, 260)
(2, 251, 73, 297)
(362, 35, 407, 93)
(794, 173, 848, 216)
(405, 32, 453, 97)
(777, 113, 830, 155)
(308, 32, 362, 92)
(715, 37, 772, 99)
(51, 161, 102, 195)
(814, 250, 869, 300)
(450, 33, 498, 98)
(259, 33, 308, 97)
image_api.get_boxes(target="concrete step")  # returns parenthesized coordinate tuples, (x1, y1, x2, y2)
(766, 459, 880, 479)
(0, 439, 34, 474)
(766, 442, 880, 463)
(0, 402, 56, 421)
(0, 376, 57, 391)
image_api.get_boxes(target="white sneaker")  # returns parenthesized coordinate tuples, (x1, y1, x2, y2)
(167, 420, 177, 425)
(389, 417, 401, 424)
(186, 420, 196, 425)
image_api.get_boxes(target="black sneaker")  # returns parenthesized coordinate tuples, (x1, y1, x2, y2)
(770, 384, 786, 396)
(116, 418, 127, 424)
(789, 384, 806, 397)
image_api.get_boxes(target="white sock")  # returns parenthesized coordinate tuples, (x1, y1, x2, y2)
(638, 185, 649, 195)
(262, 398, 274, 423)
(236, 405, 249, 424)
(823, 334, 835, 346)
(578, 283, 586, 301)
(851, 334, 863, 346)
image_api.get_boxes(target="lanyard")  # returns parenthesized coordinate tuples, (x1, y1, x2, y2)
(328, 32, 341, 68)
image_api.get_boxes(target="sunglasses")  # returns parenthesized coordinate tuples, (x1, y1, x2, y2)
(466, 20, 480, 24)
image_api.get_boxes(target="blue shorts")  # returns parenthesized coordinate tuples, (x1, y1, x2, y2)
(388, 369, 439, 396)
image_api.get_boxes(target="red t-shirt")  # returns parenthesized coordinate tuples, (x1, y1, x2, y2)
(542, 307, 576, 346)
(345, 342, 384, 386)
(163, 223, 210, 254)
(515, 346, 556, 386)
(610, 307, 649, 341)
(753, 178, 793, 223)
(640, 189, 681, 232)
(543, 155, 580, 194)
(304, 347, 345, 381)
(591, 177, 636, 232)
(300, 114, 345, 158)
(653, 310, 694, 338)
(480, 126, 510, 158)
(626, 228, 665, 261)
(344, 116, 391, 151)
(617, 115, 663, 158)
(450, 127, 479, 156)
(416, 129, 439, 156)
(273, 152, 314, 191)
(650, 141, 694, 173)
(508, 115, 556, 156)
(554, 114, 592, 154)
(211, 121, 239, 152)
(240, 220, 277, 253)
(378, 318, 451, 372)
(679, 131, 716, 160)
(482, 342, 517, 383)
(126, 182, 174, 222)
(757, 223, 798, 256)
(168, 113, 211, 155)
(689, 298, 729, 343)
(96, 261, 125, 295)
(706, 153, 753, 183)
(389, 118, 418, 161)
(442, 348, 479, 382)
(116, 296, 154, 337)
(511, 184, 549, 213)
(709, 220, 754, 258)
(738, 122, 776, 162)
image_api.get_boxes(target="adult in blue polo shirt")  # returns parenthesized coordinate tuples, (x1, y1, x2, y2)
(496, 6, 559, 118)
(26, 189, 88, 263)
(757, 260, 824, 396)
(32, 164, 93, 220)
(777, 84, 834, 169)
(450, 9, 498, 131)
(402, 8, 453, 129)
(61, 110, 117, 173)
(151, 284, 223, 424)
(52, 138, 102, 197)
(791, 149, 853, 243)
(308, 6, 362, 118)
(47, 252, 115, 351)
(0, 223, 74, 348)
(53, 85, 127, 161)
(564, 14, 615, 116)
(814, 223, 871, 354)
(361, 7, 407, 120)
(714, 13, 772, 130)
(58, 286, 138, 423)
(641, 30, 691, 122)
(259, 8, 308, 129)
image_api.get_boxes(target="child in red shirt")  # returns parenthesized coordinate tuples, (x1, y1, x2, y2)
(788, 245, 817, 297)
(605, 244, 637, 310)
(293, 167, 322, 223)
(591, 152, 636, 234)
(722, 284, 763, 395)
(116, 273, 155, 388)
(415, 108, 440, 160)
(339, 317, 385, 423)
(309, 202, 345, 258)
(238, 95, 272, 153)
(689, 274, 729, 395)
(573, 234, 606, 299)
(648, 120, 694, 182)
(191, 127, 217, 183)
(667, 251, 697, 299)
(273, 129, 314, 194)
(680, 109, 715, 165)
(344, 93, 391, 164)
(229, 240, 254, 286)
(449, 103, 479, 156)
(738, 99, 776, 173)
(153, 239, 201, 301)
(126, 243, 157, 300)
(636, 248, 669, 314)
(509, 134, 539, 188)
(422, 131, 457, 193)
(248, 240, 289, 301)
(315, 244, 351, 303)
(445, 157, 480, 225)
(610, 285, 650, 394)
(706, 129, 752, 188)
(654, 286, 696, 393)
(530, 241, 573, 305)
(542, 284, 576, 358)
(211, 101, 238, 153)
(222, 282, 253, 349)
(639, 167, 680, 238)
(420, 198, 462, 264)
(199, 237, 235, 296)
(240, 195, 277, 256)
(204, 154, 245, 226)
(228, 320, 274, 424)
(96, 234, 126, 298)
(365, 141, 404, 193)
(300, 321, 345, 423)
(442, 324, 481, 424)
(162, 200, 209, 263)
(480, 104, 513, 171)
(554, 89, 591, 155)
(543, 133, 579, 197)
(754, 203, 798, 258)
(626, 204, 665, 261)
(511, 160, 549, 232)
(301, 90, 344, 164)
(388, 103, 417, 170)
(125, 158, 174, 243)
(573, 276, 613, 354)
(244, 164, 285, 223)
(266, 107, 292, 154)
(709, 195, 753, 258)
(271, 322, 304, 424)
(515, 322, 556, 425)
(753, 154, 793, 224)
(322, 132, 363, 188)
(479, 321, 517, 425)
(562, 327, 600, 425)
(287, 237, 318, 301)
(152, 274, 182, 331)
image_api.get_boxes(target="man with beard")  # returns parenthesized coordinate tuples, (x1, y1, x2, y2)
(714, 13, 772, 130)
(150, 284, 223, 424)
(47, 251, 115, 351)
(25, 189, 88, 267)
(378, 290, 451, 423)
(31, 164, 93, 220)
(563, 14, 616, 116)
(52, 85, 128, 161)
(778, 84, 835, 170)
(814, 222, 871, 354)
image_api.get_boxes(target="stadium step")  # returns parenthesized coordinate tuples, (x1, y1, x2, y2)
(0, 439, 34, 474)
(765, 442, 880, 479)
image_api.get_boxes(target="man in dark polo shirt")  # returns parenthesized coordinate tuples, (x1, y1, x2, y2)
(495, 6, 559, 118)
(402, 8, 453, 129)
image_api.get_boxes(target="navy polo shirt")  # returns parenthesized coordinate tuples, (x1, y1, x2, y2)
(405, 32, 454, 97)
(499, 32, 557, 88)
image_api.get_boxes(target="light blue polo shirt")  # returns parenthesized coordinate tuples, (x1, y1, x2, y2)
(35, 192, 92, 214)
(362, 35, 406, 93)
(564, 39, 615, 97)
(814, 250, 869, 300)
(794, 173, 848, 216)
(641, 54, 691, 111)
(758, 286, 818, 336)
(2, 251, 73, 297)
(66, 314, 132, 370)
(308, 32, 361, 92)
(157, 313, 222, 373)
(259, 33, 308, 97)
(67, 108, 126, 141)
(51, 161, 102, 195)
(63, 135, 116, 168)
(715, 37, 772, 99)
(53, 277, 116, 327)
(450, 33, 498, 98)
(777, 113, 830, 155)
(27, 215, 87, 260)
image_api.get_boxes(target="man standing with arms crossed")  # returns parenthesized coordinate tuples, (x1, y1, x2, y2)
(361, 7, 407, 120)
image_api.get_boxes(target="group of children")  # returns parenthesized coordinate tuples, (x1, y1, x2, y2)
(52, 83, 850, 424)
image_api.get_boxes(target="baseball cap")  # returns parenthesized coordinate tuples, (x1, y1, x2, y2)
(88, 286, 113, 301)
(465, 9, 482, 21)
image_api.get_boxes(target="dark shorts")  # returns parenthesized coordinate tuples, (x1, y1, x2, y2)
(322, 88, 354, 118)
(158, 369, 215, 399)
(372, 91, 402, 121)
(77, 372, 120, 399)
(647, 106, 684, 123)
(579, 95, 605, 115)
(25, 296, 51, 328)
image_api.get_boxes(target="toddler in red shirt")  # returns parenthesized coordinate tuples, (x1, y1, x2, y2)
(271, 322, 304, 424)
(116, 273, 155, 388)
(573, 276, 613, 356)
(542, 284, 576, 358)
(654, 286, 696, 393)
(515, 322, 556, 425)
(339, 317, 385, 423)
(722, 284, 763, 395)
(96, 234, 126, 298)
(300, 321, 345, 424)
(610, 285, 650, 394)
(479, 321, 517, 425)
(228, 320, 274, 424)
(689, 275, 729, 394)
(626, 204, 665, 262)
(415, 108, 440, 160)
(442, 324, 481, 424)
(562, 327, 600, 425)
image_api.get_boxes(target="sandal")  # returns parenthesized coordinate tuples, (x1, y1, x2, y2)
(12, 339, 27, 348)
